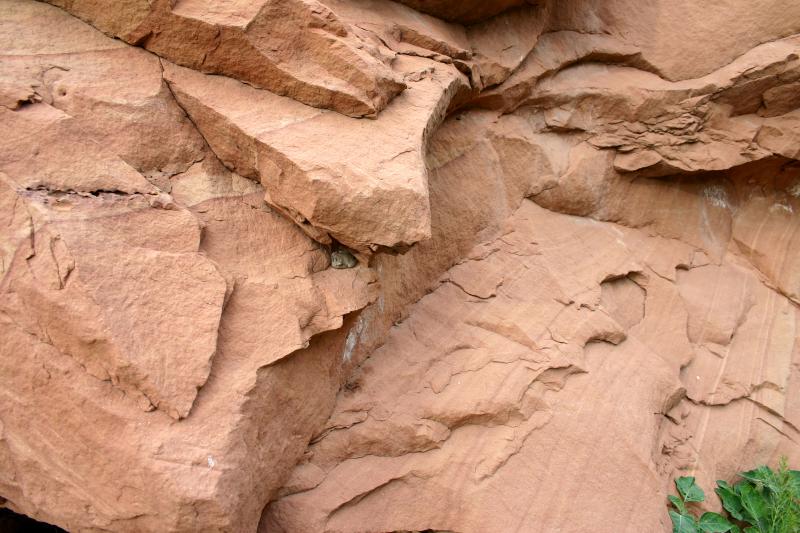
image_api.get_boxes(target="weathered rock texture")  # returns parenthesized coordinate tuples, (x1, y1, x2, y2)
(1, 0, 799, 532)
(44, 0, 406, 117)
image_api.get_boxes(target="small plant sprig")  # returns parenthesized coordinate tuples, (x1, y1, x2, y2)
(668, 458, 800, 533)
(669, 476, 733, 533)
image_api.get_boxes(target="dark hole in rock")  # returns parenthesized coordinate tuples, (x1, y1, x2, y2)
(0, 507, 67, 532)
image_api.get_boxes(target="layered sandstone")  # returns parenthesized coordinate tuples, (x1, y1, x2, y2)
(1, 1, 799, 532)
(44, 0, 405, 117)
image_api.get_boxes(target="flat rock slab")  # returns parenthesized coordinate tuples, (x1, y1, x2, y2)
(43, 0, 405, 117)
(164, 56, 468, 251)
(0, 105, 227, 420)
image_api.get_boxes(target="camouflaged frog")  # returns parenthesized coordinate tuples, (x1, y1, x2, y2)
(331, 249, 358, 269)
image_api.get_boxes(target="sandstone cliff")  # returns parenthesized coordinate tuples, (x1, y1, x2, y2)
(1, 1, 799, 532)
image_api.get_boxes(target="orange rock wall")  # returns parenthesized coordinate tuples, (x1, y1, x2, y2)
(1, 1, 799, 532)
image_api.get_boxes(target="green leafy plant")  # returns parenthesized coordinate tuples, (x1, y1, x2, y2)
(668, 458, 800, 533)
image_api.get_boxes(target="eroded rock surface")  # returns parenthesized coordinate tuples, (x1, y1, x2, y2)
(162, 55, 468, 251)
(1, 0, 800, 532)
(42, 0, 405, 117)
(266, 193, 800, 532)
(1, 2, 377, 531)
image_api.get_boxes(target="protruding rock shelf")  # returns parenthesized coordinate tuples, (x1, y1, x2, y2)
(163, 56, 468, 252)
(44, 0, 406, 117)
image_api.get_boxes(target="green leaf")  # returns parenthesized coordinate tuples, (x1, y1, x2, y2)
(739, 483, 769, 530)
(715, 481, 745, 521)
(698, 512, 734, 532)
(670, 510, 700, 533)
(788, 470, 800, 495)
(740, 466, 772, 483)
(729, 526, 742, 533)
(677, 476, 706, 503)
(669, 494, 688, 514)
(740, 466, 777, 492)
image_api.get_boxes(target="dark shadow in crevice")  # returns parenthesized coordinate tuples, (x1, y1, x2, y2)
(0, 507, 67, 533)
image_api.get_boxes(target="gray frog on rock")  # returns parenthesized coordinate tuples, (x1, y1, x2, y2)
(331, 249, 358, 269)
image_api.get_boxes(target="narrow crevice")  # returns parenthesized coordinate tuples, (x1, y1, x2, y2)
(0, 508, 66, 533)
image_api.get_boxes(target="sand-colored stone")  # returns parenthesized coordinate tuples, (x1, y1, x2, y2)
(549, 0, 800, 81)
(2, 1, 800, 532)
(266, 189, 800, 533)
(42, 0, 405, 117)
(163, 55, 469, 251)
(265, 196, 800, 532)
(1, 2, 379, 530)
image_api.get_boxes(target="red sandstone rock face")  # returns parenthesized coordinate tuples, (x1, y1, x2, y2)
(1, 0, 800, 532)
(43, 0, 406, 117)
